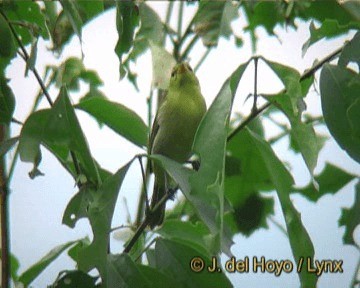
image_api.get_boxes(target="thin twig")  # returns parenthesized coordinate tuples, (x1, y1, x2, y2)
(0, 10, 54, 107)
(194, 48, 211, 73)
(138, 156, 149, 211)
(124, 190, 173, 254)
(227, 45, 344, 142)
(180, 34, 199, 62)
(177, 1, 184, 39)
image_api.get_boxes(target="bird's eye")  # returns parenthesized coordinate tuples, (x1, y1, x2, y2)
(187, 64, 193, 72)
(171, 70, 176, 77)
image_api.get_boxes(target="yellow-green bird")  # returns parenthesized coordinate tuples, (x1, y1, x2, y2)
(149, 62, 207, 228)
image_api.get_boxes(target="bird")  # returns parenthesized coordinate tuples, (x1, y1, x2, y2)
(148, 62, 207, 228)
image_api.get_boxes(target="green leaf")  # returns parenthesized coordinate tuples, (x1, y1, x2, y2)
(126, 3, 165, 64)
(19, 88, 101, 184)
(62, 186, 96, 228)
(59, 0, 83, 42)
(67, 237, 91, 263)
(51, 270, 99, 288)
(10, 253, 20, 282)
(263, 58, 321, 175)
(339, 181, 360, 246)
(25, 37, 38, 77)
(157, 220, 212, 256)
(76, 0, 104, 20)
(2, 1, 48, 45)
(339, 31, 360, 69)
(0, 13, 14, 57)
(150, 42, 176, 89)
(115, 1, 139, 77)
(18, 239, 80, 286)
(155, 239, 232, 288)
(245, 128, 317, 287)
(76, 96, 148, 148)
(71, 160, 133, 287)
(137, 265, 181, 288)
(18, 110, 48, 167)
(46, 88, 101, 184)
(0, 74, 15, 124)
(55, 57, 85, 91)
(294, 163, 357, 202)
(302, 20, 360, 56)
(230, 193, 274, 237)
(320, 64, 360, 163)
(0, 136, 19, 157)
(193, 1, 238, 47)
(107, 254, 152, 288)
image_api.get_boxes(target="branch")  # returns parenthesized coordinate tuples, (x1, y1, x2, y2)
(123, 190, 174, 254)
(227, 46, 344, 141)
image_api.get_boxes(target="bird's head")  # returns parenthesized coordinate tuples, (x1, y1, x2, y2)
(169, 62, 200, 90)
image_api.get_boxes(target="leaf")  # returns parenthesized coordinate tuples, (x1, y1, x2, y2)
(157, 220, 212, 256)
(55, 57, 85, 91)
(18, 239, 80, 286)
(25, 37, 38, 77)
(302, 20, 360, 56)
(320, 64, 360, 163)
(126, 3, 165, 64)
(0, 136, 19, 157)
(70, 160, 133, 287)
(339, 181, 360, 246)
(0, 74, 15, 124)
(107, 254, 152, 288)
(245, 128, 317, 287)
(0, 13, 14, 57)
(193, 1, 238, 47)
(10, 253, 20, 282)
(18, 110, 49, 167)
(51, 270, 99, 288)
(45, 88, 101, 184)
(231, 193, 274, 237)
(19, 88, 101, 184)
(115, 1, 139, 78)
(338, 31, 360, 69)
(62, 186, 96, 228)
(155, 239, 232, 288)
(137, 265, 181, 288)
(294, 163, 357, 202)
(263, 58, 321, 175)
(59, 0, 83, 42)
(2, 1, 48, 45)
(76, 96, 148, 148)
(149, 42, 176, 89)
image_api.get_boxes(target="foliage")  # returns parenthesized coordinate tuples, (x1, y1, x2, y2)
(0, 1, 359, 287)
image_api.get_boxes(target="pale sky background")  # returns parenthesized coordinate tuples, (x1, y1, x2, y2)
(5, 2, 360, 287)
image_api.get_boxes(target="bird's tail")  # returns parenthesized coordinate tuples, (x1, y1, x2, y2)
(149, 179, 166, 228)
